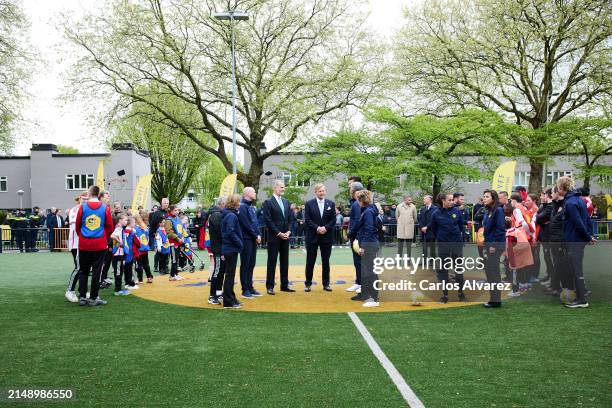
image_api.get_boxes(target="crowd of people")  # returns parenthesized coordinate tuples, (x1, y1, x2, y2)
(2, 173, 600, 310)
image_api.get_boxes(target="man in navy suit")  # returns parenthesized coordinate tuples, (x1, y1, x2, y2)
(262, 180, 293, 294)
(418, 195, 437, 259)
(303, 184, 336, 292)
(47, 207, 64, 251)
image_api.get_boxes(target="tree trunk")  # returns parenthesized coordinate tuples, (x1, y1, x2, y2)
(432, 174, 441, 199)
(528, 158, 544, 193)
(239, 158, 264, 193)
(583, 170, 591, 190)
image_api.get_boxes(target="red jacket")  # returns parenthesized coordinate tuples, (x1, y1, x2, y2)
(75, 201, 113, 251)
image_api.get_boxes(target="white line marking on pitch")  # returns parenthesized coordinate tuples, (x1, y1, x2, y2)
(348, 312, 425, 408)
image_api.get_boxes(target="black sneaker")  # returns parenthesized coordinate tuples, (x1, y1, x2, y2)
(351, 293, 363, 301)
(458, 292, 467, 302)
(78, 297, 89, 306)
(439, 296, 449, 304)
(208, 296, 220, 305)
(565, 300, 589, 309)
(89, 298, 108, 306)
(483, 302, 501, 308)
(304, 286, 311, 292)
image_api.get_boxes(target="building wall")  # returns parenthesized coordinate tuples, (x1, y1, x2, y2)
(0, 144, 152, 212)
(0, 158, 31, 209)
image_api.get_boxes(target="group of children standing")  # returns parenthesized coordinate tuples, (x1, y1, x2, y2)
(65, 186, 196, 305)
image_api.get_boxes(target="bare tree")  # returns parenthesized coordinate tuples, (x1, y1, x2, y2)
(396, 0, 611, 192)
(64, 0, 384, 191)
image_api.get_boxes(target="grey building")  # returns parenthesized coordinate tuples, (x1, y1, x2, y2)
(0, 143, 151, 212)
(245, 145, 611, 204)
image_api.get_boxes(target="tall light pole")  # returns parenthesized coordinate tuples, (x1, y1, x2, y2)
(544, 91, 560, 186)
(214, 10, 249, 190)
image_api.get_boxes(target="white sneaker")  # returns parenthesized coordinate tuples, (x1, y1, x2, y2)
(356, 287, 362, 294)
(104, 278, 113, 284)
(346, 284, 361, 292)
(216, 290, 223, 297)
(126, 285, 139, 290)
(169, 276, 177, 281)
(65, 291, 78, 303)
(362, 298, 380, 307)
(86, 292, 90, 298)
(507, 291, 521, 298)
(174, 276, 184, 281)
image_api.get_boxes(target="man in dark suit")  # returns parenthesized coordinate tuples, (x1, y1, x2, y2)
(262, 180, 294, 294)
(47, 207, 64, 251)
(418, 195, 437, 260)
(304, 184, 336, 292)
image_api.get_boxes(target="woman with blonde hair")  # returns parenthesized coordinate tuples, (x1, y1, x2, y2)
(221, 194, 244, 309)
(351, 190, 381, 307)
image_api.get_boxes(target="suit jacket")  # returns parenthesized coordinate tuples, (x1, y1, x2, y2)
(418, 205, 437, 239)
(304, 198, 336, 244)
(47, 214, 64, 229)
(263, 195, 291, 241)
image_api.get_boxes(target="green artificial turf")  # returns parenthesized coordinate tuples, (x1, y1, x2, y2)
(0, 243, 610, 407)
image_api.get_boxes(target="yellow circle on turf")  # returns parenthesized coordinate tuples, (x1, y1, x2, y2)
(132, 265, 506, 313)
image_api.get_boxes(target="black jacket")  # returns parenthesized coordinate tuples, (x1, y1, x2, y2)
(304, 198, 336, 244)
(547, 199, 565, 242)
(207, 206, 223, 254)
(418, 204, 437, 239)
(149, 209, 167, 235)
(263, 195, 291, 241)
(536, 203, 553, 242)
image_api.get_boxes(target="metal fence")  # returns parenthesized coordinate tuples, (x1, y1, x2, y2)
(0, 227, 70, 253)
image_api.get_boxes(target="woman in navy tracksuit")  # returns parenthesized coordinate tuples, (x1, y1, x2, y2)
(352, 190, 381, 307)
(426, 192, 466, 303)
(221, 194, 244, 309)
(482, 189, 506, 308)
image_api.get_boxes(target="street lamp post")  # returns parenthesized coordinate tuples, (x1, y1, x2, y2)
(544, 91, 560, 186)
(214, 10, 249, 191)
(17, 189, 24, 209)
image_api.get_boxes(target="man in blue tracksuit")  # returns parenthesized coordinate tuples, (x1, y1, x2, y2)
(427, 193, 467, 303)
(557, 177, 596, 308)
(238, 187, 262, 299)
(347, 180, 365, 300)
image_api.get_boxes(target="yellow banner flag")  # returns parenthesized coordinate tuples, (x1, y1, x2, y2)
(219, 174, 237, 197)
(131, 174, 153, 210)
(96, 160, 105, 188)
(492, 161, 517, 192)
(605, 194, 612, 220)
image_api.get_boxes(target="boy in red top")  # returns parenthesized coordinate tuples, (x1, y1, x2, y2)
(75, 185, 114, 306)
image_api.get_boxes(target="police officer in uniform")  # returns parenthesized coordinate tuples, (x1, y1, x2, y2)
(26, 207, 42, 252)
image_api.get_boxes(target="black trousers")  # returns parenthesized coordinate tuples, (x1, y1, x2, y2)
(421, 237, 436, 260)
(360, 242, 380, 301)
(549, 243, 567, 291)
(15, 229, 25, 251)
(136, 253, 153, 281)
(349, 238, 361, 285)
(266, 238, 289, 289)
(101, 248, 113, 281)
(158, 252, 169, 275)
(436, 241, 465, 297)
(209, 253, 225, 297)
(26, 228, 37, 250)
(305, 241, 332, 287)
(541, 242, 553, 281)
(529, 244, 541, 279)
(67, 248, 80, 291)
(566, 243, 588, 302)
(78, 250, 105, 299)
(113, 255, 126, 292)
(240, 238, 257, 292)
(484, 243, 503, 303)
(397, 238, 413, 258)
(222, 252, 239, 306)
(170, 246, 179, 277)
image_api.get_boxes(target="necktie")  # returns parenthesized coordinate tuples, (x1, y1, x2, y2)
(276, 196, 284, 216)
(319, 200, 324, 218)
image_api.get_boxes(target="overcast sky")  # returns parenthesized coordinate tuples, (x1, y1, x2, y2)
(13, 0, 410, 155)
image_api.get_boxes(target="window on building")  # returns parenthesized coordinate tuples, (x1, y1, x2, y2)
(66, 174, 94, 190)
(280, 172, 310, 187)
(545, 171, 572, 186)
(515, 171, 530, 187)
(467, 176, 481, 184)
(0, 176, 6, 192)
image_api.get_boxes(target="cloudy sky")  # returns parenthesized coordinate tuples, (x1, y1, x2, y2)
(13, 0, 410, 155)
